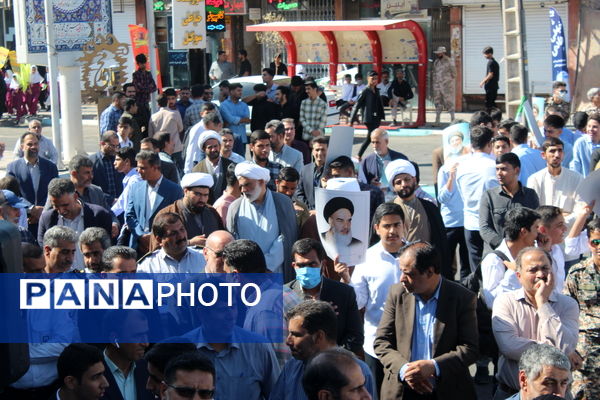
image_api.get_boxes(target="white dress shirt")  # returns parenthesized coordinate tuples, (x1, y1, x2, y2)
(481, 240, 519, 309)
(26, 159, 41, 203)
(57, 202, 85, 269)
(184, 120, 206, 173)
(137, 247, 206, 273)
(350, 241, 400, 357)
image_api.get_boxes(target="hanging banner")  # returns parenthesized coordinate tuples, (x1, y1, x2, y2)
(549, 7, 570, 100)
(206, 0, 226, 32)
(172, 0, 206, 49)
(128, 25, 163, 92)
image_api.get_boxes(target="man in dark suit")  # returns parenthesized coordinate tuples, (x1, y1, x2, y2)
(295, 136, 328, 210)
(89, 131, 125, 201)
(125, 151, 184, 251)
(101, 310, 154, 400)
(38, 178, 112, 269)
(359, 128, 407, 187)
(349, 70, 385, 159)
(140, 137, 179, 184)
(286, 238, 364, 357)
(192, 130, 234, 203)
(55, 344, 109, 400)
(374, 242, 478, 400)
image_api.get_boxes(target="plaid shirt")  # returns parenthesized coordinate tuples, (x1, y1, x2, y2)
(132, 69, 157, 104)
(99, 105, 122, 134)
(299, 97, 327, 140)
(251, 159, 281, 191)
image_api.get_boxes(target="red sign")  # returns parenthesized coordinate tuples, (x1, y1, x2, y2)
(128, 24, 163, 92)
(224, 0, 246, 15)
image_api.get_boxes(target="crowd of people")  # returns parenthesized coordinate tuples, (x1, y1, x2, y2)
(0, 49, 599, 400)
(0, 65, 48, 125)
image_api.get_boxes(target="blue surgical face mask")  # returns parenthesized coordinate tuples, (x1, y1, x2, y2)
(295, 267, 322, 289)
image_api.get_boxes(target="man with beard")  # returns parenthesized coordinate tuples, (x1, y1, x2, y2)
(270, 301, 375, 400)
(219, 128, 245, 164)
(385, 158, 451, 279)
(150, 172, 223, 251)
(359, 128, 407, 199)
(185, 112, 223, 174)
(138, 212, 206, 273)
(296, 136, 328, 210)
(267, 119, 303, 173)
(7, 132, 58, 228)
(249, 129, 283, 190)
(38, 178, 112, 269)
(226, 162, 297, 282)
(320, 196, 364, 264)
(89, 131, 125, 201)
(12, 118, 58, 164)
(192, 130, 233, 202)
(0, 189, 36, 244)
(78, 227, 111, 273)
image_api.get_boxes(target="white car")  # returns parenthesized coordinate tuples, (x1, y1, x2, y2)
(212, 75, 338, 117)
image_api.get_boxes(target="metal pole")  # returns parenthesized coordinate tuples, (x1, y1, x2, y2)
(43, 0, 63, 168)
(519, 0, 529, 98)
(145, 0, 158, 112)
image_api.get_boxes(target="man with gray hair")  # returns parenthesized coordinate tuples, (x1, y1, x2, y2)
(79, 227, 111, 273)
(266, 119, 303, 173)
(359, 128, 407, 193)
(39, 178, 112, 268)
(43, 225, 78, 273)
(492, 247, 579, 399)
(506, 343, 571, 400)
(102, 245, 137, 273)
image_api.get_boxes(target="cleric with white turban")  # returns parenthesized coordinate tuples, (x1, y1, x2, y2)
(385, 158, 416, 189)
(181, 172, 214, 189)
(234, 161, 271, 182)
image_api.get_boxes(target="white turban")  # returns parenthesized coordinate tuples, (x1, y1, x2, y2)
(234, 162, 271, 182)
(181, 172, 214, 189)
(198, 130, 222, 150)
(385, 159, 416, 188)
(326, 177, 360, 192)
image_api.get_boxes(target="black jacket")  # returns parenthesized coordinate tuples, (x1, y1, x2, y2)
(349, 87, 385, 124)
(38, 202, 113, 246)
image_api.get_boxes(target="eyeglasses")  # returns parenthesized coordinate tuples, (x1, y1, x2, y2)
(166, 384, 215, 399)
(206, 246, 223, 258)
(590, 239, 600, 247)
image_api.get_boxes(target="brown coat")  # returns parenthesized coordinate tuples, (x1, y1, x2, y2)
(374, 278, 479, 400)
(149, 199, 224, 252)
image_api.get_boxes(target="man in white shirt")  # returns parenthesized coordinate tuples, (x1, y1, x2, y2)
(184, 112, 223, 173)
(351, 202, 406, 396)
(138, 212, 206, 273)
(492, 247, 579, 399)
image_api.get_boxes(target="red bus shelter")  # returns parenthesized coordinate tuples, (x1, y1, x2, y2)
(247, 20, 428, 127)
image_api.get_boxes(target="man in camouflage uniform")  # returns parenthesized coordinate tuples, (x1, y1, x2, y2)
(432, 46, 456, 125)
(546, 81, 571, 121)
(564, 218, 600, 400)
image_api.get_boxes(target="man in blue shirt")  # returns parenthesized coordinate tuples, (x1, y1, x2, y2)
(571, 113, 600, 177)
(99, 92, 125, 134)
(220, 83, 250, 157)
(270, 300, 375, 400)
(509, 124, 545, 185)
(374, 242, 478, 400)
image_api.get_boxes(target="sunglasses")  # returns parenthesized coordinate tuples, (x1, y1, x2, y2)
(206, 246, 223, 258)
(590, 239, 600, 247)
(167, 384, 215, 399)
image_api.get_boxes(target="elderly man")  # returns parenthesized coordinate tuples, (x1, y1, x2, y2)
(432, 46, 456, 125)
(150, 172, 223, 251)
(374, 242, 479, 400)
(282, 118, 310, 164)
(359, 128, 407, 192)
(79, 227, 111, 273)
(266, 119, 303, 173)
(13, 118, 58, 163)
(492, 247, 579, 399)
(89, 131, 125, 200)
(125, 150, 183, 251)
(138, 212, 206, 273)
(506, 344, 572, 400)
(102, 245, 138, 273)
(185, 112, 223, 173)
(39, 178, 112, 268)
(296, 136, 328, 210)
(287, 239, 364, 356)
(564, 218, 600, 400)
(0, 189, 36, 244)
(226, 162, 297, 282)
(203, 230, 235, 273)
(43, 225, 77, 273)
(271, 301, 375, 400)
(385, 158, 451, 278)
(351, 203, 406, 394)
(192, 130, 233, 202)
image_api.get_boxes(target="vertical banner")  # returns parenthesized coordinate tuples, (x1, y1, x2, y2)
(206, 0, 226, 32)
(172, 0, 207, 49)
(128, 25, 163, 92)
(549, 7, 570, 100)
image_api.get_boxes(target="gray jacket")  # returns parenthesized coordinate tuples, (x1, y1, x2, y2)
(226, 190, 298, 283)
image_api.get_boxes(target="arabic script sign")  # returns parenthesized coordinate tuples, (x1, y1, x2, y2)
(172, 0, 206, 49)
(206, 0, 226, 32)
(224, 0, 246, 15)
